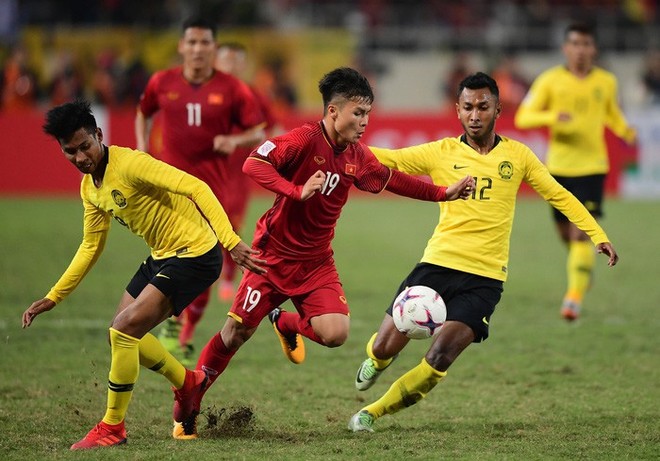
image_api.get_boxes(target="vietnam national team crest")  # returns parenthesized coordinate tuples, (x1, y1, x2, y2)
(345, 163, 356, 176)
(498, 161, 513, 180)
(111, 190, 127, 208)
(208, 93, 223, 105)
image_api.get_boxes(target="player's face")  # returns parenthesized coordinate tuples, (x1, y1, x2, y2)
(563, 31, 596, 71)
(215, 48, 246, 76)
(60, 127, 105, 175)
(456, 87, 501, 143)
(179, 27, 216, 72)
(328, 97, 371, 147)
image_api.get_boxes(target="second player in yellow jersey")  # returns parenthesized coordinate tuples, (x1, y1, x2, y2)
(372, 134, 607, 282)
(348, 72, 619, 434)
(514, 22, 635, 321)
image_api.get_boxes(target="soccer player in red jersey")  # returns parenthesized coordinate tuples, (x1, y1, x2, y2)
(214, 42, 283, 303)
(171, 66, 475, 438)
(135, 18, 267, 365)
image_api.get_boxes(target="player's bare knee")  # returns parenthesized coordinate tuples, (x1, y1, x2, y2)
(319, 329, 348, 348)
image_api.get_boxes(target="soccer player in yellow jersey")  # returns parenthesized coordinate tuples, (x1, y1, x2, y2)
(347, 72, 619, 433)
(514, 22, 635, 321)
(20, 100, 266, 449)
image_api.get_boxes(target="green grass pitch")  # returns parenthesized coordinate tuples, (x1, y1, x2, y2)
(0, 196, 658, 460)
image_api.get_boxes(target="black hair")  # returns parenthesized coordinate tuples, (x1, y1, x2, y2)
(182, 17, 216, 38)
(564, 22, 595, 40)
(318, 67, 374, 111)
(43, 99, 97, 142)
(217, 41, 247, 53)
(457, 72, 500, 100)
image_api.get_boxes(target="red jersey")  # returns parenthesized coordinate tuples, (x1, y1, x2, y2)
(247, 122, 392, 260)
(222, 85, 279, 220)
(138, 67, 264, 199)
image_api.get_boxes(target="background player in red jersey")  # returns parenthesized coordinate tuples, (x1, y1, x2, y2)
(214, 41, 283, 303)
(135, 18, 267, 365)
(170, 66, 475, 438)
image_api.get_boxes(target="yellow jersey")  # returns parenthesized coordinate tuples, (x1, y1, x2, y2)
(46, 146, 240, 303)
(514, 65, 634, 176)
(371, 135, 609, 281)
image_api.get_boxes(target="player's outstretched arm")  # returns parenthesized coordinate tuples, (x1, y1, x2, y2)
(596, 242, 619, 267)
(229, 241, 268, 275)
(445, 175, 475, 201)
(22, 298, 56, 328)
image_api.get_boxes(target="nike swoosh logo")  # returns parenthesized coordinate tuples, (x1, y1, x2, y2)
(156, 273, 170, 279)
(482, 317, 489, 325)
(453, 164, 468, 170)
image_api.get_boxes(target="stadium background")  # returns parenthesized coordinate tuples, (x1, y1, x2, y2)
(1, 4, 659, 458)
(1, 0, 659, 197)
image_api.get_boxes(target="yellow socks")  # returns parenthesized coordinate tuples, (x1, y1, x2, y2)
(103, 328, 139, 425)
(138, 332, 186, 389)
(363, 358, 446, 419)
(366, 333, 394, 370)
(565, 240, 595, 304)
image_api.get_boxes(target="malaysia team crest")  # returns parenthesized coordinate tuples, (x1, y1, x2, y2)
(111, 190, 127, 208)
(498, 161, 513, 180)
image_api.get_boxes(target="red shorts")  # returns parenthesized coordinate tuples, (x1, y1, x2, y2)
(228, 251, 349, 328)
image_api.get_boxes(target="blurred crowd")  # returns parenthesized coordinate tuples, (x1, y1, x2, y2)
(0, 45, 149, 111)
(2, 0, 660, 112)
(4, 41, 660, 113)
(0, 42, 299, 115)
(9, 1, 659, 51)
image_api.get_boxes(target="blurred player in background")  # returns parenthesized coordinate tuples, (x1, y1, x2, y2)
(135, 18, 266, 365)
(515, 22, 635, 321)
(22, 100, 266, 449)
(171, 66, 475, 439)
(214, 41, 282, 303)
(347, 72, 619, 433)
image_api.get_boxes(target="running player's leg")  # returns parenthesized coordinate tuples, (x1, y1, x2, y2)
(174, 270, 286, 437)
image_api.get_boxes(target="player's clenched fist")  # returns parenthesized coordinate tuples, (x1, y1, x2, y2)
(446, 175, 475, 201)
(300, 170, 327, 201)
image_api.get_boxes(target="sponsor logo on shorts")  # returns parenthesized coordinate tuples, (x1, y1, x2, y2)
(339, 296, 347, 304)
(156, 273, 170, 279)
(482, 316, 489, 325)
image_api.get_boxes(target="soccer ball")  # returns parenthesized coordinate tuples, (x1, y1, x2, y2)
(392, 285, 446, 339)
